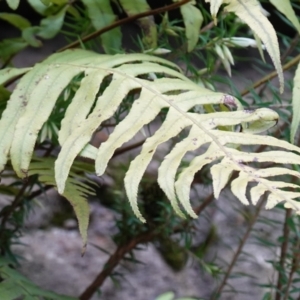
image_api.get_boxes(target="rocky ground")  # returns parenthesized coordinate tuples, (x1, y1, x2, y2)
(10, 182, 284, 300)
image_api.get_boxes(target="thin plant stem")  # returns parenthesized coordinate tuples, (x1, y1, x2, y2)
(200, 20, 216, 34)
(57, 0, 192, 53)
(4, 0, 192, 88)
(0, 181, 29, 227)
(281, 34, 300, 63)
(112, 140, 146, 157)
(26, 185, 53, 201)
(275, 208, 292, 300)
(283, 235, 300, 300)
(194, 192, 215, 215)
(173, 192, 215, 234)
(241, 53, 300, 96)
(79, 191, 214, 300)
(0, 180, 30, 253)
(211, 198, 265, 299)
(79, 229, 158, 300)
(257, 33, 300, 97)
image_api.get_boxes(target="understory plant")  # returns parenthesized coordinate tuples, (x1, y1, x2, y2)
(0, 0, 300, 299)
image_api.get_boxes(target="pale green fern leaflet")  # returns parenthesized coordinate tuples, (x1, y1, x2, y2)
(1, 49, 300, 227)
(28, 156, 95, 250)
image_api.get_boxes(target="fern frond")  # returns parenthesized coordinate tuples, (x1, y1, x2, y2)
(206, 0, 284, 92)
(28, 156, 95, 250)
(1, 49, 300, 224)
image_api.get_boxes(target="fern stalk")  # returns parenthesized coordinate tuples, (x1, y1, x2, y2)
(0, 180, 29, 254)
(79, 229, 158, 300)
(241, 53, 300, 96)
(79, 190, 214, 299)
(283, 240, 300, 300)
(212, 198, 265, 299)
(275, 208, 292, 300)
(280, 34, 300, 63)
(57, 0, 192, 53)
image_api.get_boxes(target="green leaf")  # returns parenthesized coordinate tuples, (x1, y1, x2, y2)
(155, 292, 175, 300)
(22, 26, 43, 47)
(270, 0, 300, 34)
(180, 1, 203, 52)
(67, 5, 81, 19)
(27, 0, 49, 15)
(37, 6, 67, 39)
(0, 279, 24, 300)
(82, 0, 122, 54)
(291, 61, 300, 143)
(5, 0, 20, 10)
(177, 298, 199, 300)
(0, 257, 14, 266)
(22, 6, 67, 45)
(0, 13, 31, 30)
(40, 0, 51, 5)
(119, 0, 157, 49)
(0, 38, 28, 61)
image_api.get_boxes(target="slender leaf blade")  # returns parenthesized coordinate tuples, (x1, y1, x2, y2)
(224, 0, 284, 93)
(180, 2, 203, 52)
(291, 61, 300, 143)
(270, 0, 300, 33)
(0, 67, 30, 86)
(82, 0, 122, 54)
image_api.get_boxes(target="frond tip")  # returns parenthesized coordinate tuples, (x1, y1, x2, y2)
(0, 49, 300, 225)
